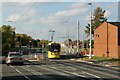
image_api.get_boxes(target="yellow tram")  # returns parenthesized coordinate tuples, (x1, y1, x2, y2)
(47, 42, 61, 59)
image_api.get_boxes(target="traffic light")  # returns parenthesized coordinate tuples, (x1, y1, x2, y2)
(29, 41, 32, 47)
(33, 40, 37, 47)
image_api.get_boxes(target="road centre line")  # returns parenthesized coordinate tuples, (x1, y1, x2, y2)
(36, 65, 81, 80)
(50, 61, 101, 79)
(43, 66, 86, 78)
(52, 62, 104, 80)
(36, 65, 70, 76)
(10, 65, 14, 68)
(50, 66, 99, 80)
(10, 66, 31, 80)
(45, 65, 99, 80)
(21, 66, 56, 80)
(35, 61, 99, 80)
(15, 69, 31, 80)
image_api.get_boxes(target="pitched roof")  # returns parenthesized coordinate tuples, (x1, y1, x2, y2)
(108, 22, 120, 27)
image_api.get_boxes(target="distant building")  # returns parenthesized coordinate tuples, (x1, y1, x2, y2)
(94, 22, 120, 58)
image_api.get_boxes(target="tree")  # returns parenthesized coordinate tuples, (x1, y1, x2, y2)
(85, 7, 107, 37)
(1, 25, 15, 54)
(32, 39, 38, 48)
(39, 40, 49, 48)
(15, 34, 32, 46)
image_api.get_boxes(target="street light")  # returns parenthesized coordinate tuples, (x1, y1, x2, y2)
(88, 3, 92, 59)
(77, 21, 80, 54)
(49, 30, 55, 42)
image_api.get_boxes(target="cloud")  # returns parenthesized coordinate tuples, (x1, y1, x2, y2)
(2, 2, 34, 9)
(6, 9, 37, 22)
(104, 10, 111, 18)
(20, 9, 38, 21)
(71, 2, 86, 9)
(85, 15, 90, 21)
(6, 14, 21, 22)
(18, 2, 33, 6)
(2, 0, 82, 2)
(5, 2, 38, 22)
(54, 3, 87, 17)
(54, 8, 87, 17)
(40, 2, 88, 25)
(40, 15, 60, 24)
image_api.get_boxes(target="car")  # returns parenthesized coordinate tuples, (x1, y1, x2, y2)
(6, 52, 24, 66)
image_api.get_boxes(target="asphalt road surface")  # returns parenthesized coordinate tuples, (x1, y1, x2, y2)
(1, 59, 120, 80)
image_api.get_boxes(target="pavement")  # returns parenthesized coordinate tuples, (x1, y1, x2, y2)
(73, 58, 120, 70)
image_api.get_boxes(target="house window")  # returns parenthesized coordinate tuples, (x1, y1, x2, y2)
(95, 34, 100, 37)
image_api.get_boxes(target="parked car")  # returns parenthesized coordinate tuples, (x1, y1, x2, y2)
(6, 52, 24, 66)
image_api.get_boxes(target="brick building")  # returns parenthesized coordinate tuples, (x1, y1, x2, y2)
(94, 22, 120, 59)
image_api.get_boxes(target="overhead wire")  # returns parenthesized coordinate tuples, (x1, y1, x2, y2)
(15, 2, 38, 22)
(12, 1, 38, 36)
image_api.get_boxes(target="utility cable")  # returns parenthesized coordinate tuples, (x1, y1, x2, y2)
(16, 2, 38, 22)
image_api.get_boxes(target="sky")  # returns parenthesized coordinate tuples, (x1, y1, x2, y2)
(1, 0, 119, 42)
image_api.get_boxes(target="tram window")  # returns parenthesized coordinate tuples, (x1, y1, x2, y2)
(48, 45, 51, 51)
(50, 44, 61, 52)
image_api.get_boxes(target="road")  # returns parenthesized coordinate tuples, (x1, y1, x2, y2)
(1, 59, 120, 80)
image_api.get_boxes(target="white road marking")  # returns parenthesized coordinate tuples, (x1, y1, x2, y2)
(21, 66, 56, 80)
(10, 66, 31, 80)
(47, 66, 86, 78)
(15, 69, 21, 73)
(64, 62, 120, 78)
(36, 65, 70, 76)
(45, 65, 101, 80)
(36, 65, 80, 80)
(26, 65, 30, 67)
(47, 63, 102, 80)
(67, 66, 77, 70)
(10, 65, 14, 68)
(82, 71, 100, 78)
(80, 62, 119, 74)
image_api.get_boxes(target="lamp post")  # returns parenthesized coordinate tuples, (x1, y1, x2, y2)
(49, 30, 55, 42)
(88, 3, 92, 59)
(77, 21, 80, 54)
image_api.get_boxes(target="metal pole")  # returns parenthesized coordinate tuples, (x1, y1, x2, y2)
(77, 21, 79, 53)
(20, 36, 22, 53)
(88, 3, 92, 59)
(82, 30, 84, 52)
(90, 3, 92, 59)
(106, 22, 109, 57)
(49, 30, 55, 42)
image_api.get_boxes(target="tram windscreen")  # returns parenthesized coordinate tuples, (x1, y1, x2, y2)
(50, 44, 61, 52)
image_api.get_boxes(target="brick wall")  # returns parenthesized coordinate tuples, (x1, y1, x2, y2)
(118, 46, 120, 58)
(94, 22, 119, 58)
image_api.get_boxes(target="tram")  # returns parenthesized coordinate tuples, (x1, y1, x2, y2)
(47, 42, 61, 59)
